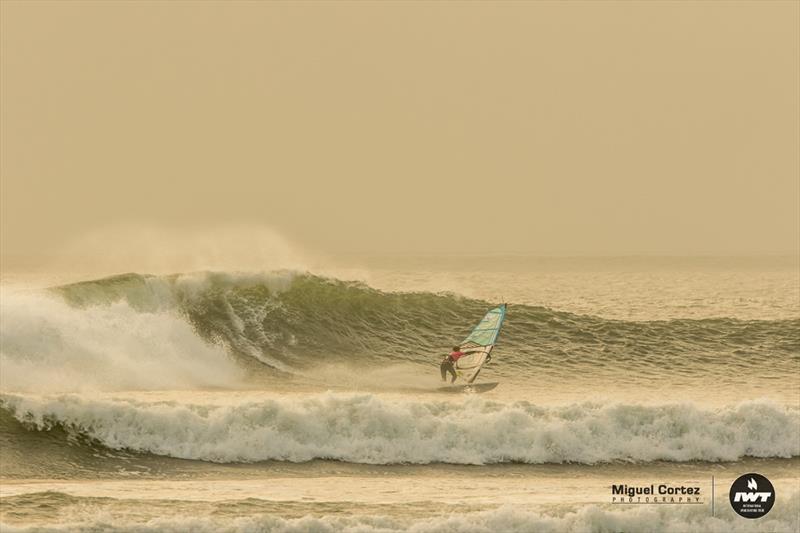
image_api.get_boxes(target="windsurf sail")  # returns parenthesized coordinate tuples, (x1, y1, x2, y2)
(455, 304, 506, 384)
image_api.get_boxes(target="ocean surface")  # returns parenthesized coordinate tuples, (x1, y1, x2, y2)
(1, 256, 798, 532)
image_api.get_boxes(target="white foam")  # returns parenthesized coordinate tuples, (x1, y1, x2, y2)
(3, 392, 797, 464)
(0, 289, 243, 392)
(1, 494, 798, 532)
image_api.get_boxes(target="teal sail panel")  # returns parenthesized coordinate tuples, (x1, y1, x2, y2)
(455, 304, 506, 384)
(462, 305, 506, 346)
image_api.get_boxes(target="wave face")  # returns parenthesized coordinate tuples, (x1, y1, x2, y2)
(2, 493, 799, 533)
(49, 271, 800, 379)
(2, 393, 797, 465)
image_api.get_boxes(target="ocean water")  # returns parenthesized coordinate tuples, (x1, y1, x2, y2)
(1, 256, 798, 532)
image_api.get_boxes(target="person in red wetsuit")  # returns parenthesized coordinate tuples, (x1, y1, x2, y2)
(440, 345, 478, 383)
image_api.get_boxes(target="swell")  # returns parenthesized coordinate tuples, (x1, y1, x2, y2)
(2, 393, 798, 466)
(51, 271, 800, 377)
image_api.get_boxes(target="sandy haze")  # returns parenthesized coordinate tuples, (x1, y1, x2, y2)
(1, 1, 798, 271)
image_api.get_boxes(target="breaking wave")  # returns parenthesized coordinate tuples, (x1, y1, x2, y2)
(51, 272, 800, 366)
(1, 270, 797, 392)
(2, 393, 797, 465)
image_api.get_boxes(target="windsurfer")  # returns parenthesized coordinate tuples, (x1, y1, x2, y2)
(440, 346, 476, 383)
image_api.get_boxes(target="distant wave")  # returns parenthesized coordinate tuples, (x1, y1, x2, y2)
(2, 393, 797, 465)
(1, 491, 798, 532)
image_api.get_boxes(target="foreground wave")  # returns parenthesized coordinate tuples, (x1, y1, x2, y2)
(2, 393, 797, 465)
(1, 492, 798, 533)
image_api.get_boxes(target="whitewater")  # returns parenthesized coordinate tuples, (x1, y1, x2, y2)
(1, 256, 798, 532)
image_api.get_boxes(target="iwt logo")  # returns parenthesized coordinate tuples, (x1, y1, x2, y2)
(729, 473, 775, 518)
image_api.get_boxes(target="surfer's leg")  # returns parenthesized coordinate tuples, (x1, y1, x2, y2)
(440, 362, 447, 381)
(448, 365, 457, 383)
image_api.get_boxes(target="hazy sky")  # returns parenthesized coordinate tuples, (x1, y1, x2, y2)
(1, 1, 798, 261)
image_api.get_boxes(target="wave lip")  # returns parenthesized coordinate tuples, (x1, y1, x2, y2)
(3, 393, 798, 465)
